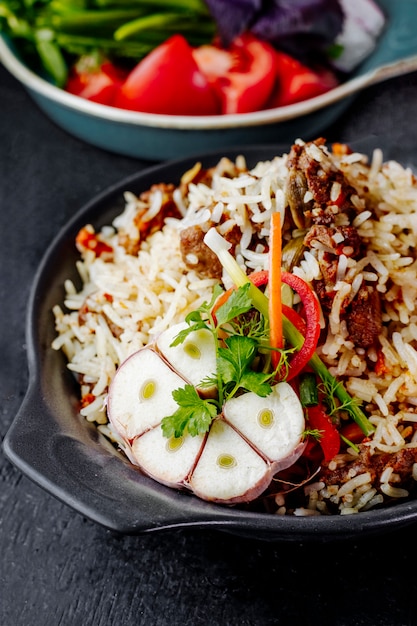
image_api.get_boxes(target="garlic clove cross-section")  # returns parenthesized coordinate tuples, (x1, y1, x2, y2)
(131, 426, 206, 487)
(107, 347, 186, 441)
(223, 382, 306, 470)
(155, 321, 217, 396)
(188, 418, 273, 503)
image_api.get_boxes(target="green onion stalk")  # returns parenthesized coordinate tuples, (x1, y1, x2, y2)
(204, 227, 375, 437)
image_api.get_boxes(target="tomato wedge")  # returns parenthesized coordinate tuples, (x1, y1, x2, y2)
(340, 422, 366, 445)
(192, 33, 276, 114)
(114, 34, 220, 116)
(66, 57, 126, 106)
(306, 405, 340, 462)
(267, 51, 338, 108)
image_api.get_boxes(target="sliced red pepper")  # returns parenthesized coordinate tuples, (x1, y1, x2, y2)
(306, 404, 340, 462)
(340, 422, 366, 445)
(247, 269, 269, 286)
(281, 303, 306, 335)
(80, 392, 96, 409)
(280, 272, 321, 381)
(374, 349, 389, 376)
(302, 437, 324, 463)
(266, 51, 338, 108)
(76, 226, 113, 258)
(192, 34, 276, 114)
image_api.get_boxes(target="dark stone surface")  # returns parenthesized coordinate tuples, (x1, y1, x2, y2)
(2, 63, 417, 625)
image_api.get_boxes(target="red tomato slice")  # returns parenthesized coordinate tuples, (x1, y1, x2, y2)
(267, 51, 338, 108)
(340, 422, 366, 445)
(66, 59, 126, 106)
(307, 405, 340, 462)
(192, 34, 276, 114)
(114, 34, 220, 116)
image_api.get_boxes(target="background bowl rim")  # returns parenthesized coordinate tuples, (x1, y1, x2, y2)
(2, 33, 417, 131)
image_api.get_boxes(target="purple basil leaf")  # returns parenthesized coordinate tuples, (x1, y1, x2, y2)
(204, 0, 262, 46)
(250, 0, 344, 62)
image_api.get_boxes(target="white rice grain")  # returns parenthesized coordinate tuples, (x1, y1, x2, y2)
(337, 473, 372, 498)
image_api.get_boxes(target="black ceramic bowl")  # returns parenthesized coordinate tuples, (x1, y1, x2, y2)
(4, 143, 417, 541)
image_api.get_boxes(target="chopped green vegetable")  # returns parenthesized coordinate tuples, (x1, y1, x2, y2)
(299, 372, 318, 407)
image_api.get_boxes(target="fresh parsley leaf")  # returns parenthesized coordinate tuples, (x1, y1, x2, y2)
(184, 310, 206, 323)
(160, 384, 218, 438)
(170, 284, 225, 347)
(169, 319, 208, 347)
(214, 282, 253, 326)
(185, 284, 224, 323)
(216, 335, 272, 397)
(217, 334, 257, 383)
(237, 370, 272, 397)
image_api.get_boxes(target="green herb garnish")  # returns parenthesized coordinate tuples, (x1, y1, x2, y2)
(161, 283, 292, 438)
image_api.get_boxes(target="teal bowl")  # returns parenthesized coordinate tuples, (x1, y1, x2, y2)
(1, 0, 417, 161)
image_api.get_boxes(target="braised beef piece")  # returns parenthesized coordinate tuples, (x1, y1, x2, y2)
(118, 183, 183, 256)
(303, 224, 335, 250)
(179, 223, 242, 280)
(345, 286, 382, 348)
(286, 137, 359, 228)
(320, 446, 417, 496)
(313, 278, 336, 314)
(304, 224, 362, 258)
(179, 225, 223, 279)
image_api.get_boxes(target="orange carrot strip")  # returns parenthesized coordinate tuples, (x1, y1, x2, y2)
(269, 212, 283, 369)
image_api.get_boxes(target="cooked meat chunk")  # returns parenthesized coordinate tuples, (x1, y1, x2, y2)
(117, 183, 183, 256)
(180, 225, 223, 279)
(345, 286, 382, 348)
(286, 138, 359, 227)
(321, 446, 417, 495)
(337, 226, 363, 257)
(304, 224, 336, 251)
(313, 277, 336, 314)
(304, 224, 362, 258)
